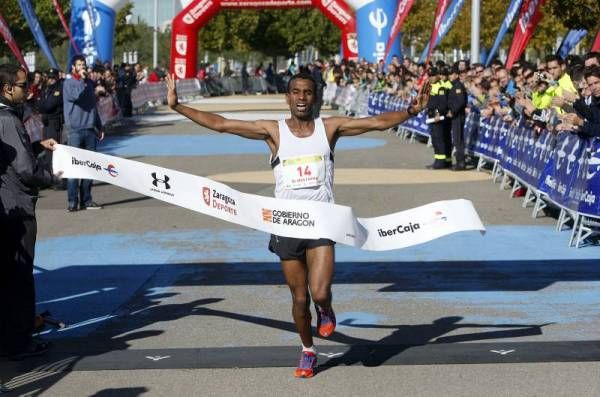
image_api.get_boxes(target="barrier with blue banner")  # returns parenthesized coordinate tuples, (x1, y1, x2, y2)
(367, 92, 429, 137)
(578, 139, 600, 216)
(366, 91, 600, 223)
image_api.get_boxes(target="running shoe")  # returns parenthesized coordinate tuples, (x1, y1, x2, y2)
(315, 304, 336, 338)
(294, 350, 317, 378)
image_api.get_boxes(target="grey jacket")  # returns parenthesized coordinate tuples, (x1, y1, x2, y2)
(62, 75, 102, 131)
(0, 99, 54, 217)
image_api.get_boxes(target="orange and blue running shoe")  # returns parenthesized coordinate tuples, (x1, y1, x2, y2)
(315, 304, 336, 338)
(294, 350, 317, 378)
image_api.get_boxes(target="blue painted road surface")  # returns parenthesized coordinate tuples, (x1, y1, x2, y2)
(34, 225, 600, 340)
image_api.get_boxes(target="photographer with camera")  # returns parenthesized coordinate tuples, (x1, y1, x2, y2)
(533, 55, 576, 110)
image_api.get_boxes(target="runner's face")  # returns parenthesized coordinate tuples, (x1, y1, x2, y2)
(286, 79, 315, 119)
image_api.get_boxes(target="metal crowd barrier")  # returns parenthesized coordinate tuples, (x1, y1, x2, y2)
(365, 91, 430, 144)
(130, 76, 284, 110)
(463, 112, 600, 247)
(97, 94, 121, 126)
(131, 81, 167, 109)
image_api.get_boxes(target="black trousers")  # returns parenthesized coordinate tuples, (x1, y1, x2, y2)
(117, 89, 133, 117)
(451, 114, 466, 164)
(431, 121, 452, 162)
(0, 214, 37, 355)
(41, 117, 63, 173)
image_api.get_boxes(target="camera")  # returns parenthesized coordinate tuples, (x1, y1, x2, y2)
(534, 72, 557, 86)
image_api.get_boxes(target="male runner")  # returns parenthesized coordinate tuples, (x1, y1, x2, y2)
(166, 72, 429, 378)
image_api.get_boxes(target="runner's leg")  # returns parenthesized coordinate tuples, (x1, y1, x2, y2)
(281, 259, 313, 347)
(306, 245, 335, 310)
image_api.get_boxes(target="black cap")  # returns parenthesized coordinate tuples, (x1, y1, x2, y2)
(47, 68, 59, 78)
(450, 65, 460, 75)
(429, 67, 439, 76)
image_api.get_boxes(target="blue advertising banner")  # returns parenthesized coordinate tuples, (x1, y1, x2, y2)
(475, 116, 494, 158)
(69, 0, 122, 65)
(354, 0, 401, 63)
(538, 133, 586, 207)
(495, 120, 510, 163)
(18, 0, 60, 70)
(464, 111, 480, 155)
(578, 139, 600, 215)
(418, 0, 466, 63)
(501, 124, 520, 173)
(485, 0, 523, 66)
(366, 92, 429, 136)
(530, 130, 556, 183)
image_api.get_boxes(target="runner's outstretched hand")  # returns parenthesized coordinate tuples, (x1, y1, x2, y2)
(412, 81, 431, 113)
(165, 74, 179, 109)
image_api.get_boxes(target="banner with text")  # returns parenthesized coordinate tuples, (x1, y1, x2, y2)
(506, 0, 545, 69)
(52, 145, 485, 251)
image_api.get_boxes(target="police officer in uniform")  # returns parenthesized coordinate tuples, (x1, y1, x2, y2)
(37, 68, 64, 186)
(426, 67, 452, 169)
(447, 65, 468, 170)
(38, 68, 63, 143)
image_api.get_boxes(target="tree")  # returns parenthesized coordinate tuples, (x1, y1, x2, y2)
(198, 8, 340, 59)
(547, 0, 600, 31)
(0, 1, 71, 59)
(115, 2, 139, 48)
(402, 0, 568, 62)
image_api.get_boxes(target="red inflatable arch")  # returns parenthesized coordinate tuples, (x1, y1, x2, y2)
(170, 0, 358, 79)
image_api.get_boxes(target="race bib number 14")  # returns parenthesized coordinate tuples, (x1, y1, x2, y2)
(281, 154, 325, 189)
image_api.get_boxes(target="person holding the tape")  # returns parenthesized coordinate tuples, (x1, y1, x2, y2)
(166, 72, 430, 378)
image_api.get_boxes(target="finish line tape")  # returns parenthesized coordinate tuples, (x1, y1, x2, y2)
(53, 144, 485, 251)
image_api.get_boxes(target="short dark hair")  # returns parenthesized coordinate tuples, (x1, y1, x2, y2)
(584, 66, 600, 80)
(570, 64, 585, 83)
(584, 51, 600, 64)
(287, 72, 317, 93)
(0, 64, 24, 90)
(71, 54, 86, 67)
(545, 55, 564, 65)
(491, 59, 503, 68)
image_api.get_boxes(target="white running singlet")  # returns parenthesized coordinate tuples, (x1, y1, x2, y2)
(272, 118, 334, 203)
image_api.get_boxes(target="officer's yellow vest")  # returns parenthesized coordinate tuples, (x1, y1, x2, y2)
(431, 80, 452, 95)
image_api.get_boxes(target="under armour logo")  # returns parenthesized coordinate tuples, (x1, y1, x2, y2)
(152, 172, 170, 189)
(369, 8, 388, 37)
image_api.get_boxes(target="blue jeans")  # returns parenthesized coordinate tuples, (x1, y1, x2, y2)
(67, 128, 97, 206)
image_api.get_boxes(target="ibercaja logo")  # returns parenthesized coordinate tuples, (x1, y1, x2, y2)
(377, 211, 447, 238)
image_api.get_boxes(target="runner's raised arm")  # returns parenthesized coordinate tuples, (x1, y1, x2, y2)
(166, 74, 277, 143)
(325, 81, 431, 138)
